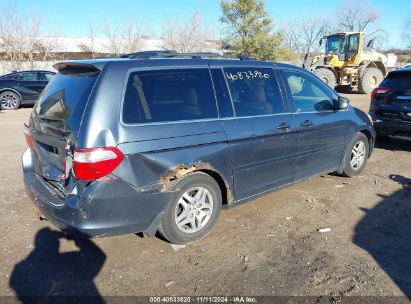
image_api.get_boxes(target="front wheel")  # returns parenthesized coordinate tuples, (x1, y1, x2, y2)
(342, 133, 370, 177)
(0, 90, 21, 110)
(158, 172, 222, 244)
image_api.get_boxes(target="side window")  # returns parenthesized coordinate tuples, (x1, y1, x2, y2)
(210, 69, 234, 118)
(223, 67, 284, 117)
(0, 74, 16, 80)
(42, 73, 55, 81)
(17, 72, 38, 81)
(123, 69, 218, 124)
(283, 71, 334, 113)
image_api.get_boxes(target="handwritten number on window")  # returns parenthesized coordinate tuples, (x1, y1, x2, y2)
(225, 70, 270, 81)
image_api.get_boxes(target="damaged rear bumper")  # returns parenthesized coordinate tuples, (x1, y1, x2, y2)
(22, 149, 170, 237)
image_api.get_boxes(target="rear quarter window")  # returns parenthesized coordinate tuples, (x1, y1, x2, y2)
(122, 69, 218, 124)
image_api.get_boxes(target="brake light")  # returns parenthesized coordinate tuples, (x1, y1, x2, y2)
(73, 147, 124, 180)
(23, 123, 35, 150)
(371, 87, 390, 100)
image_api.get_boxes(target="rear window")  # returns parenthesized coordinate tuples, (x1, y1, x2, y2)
(381, 71, 411, 91)
(34, 72, 97, 130)
(0, 73, 16, 80)
(122, 69, 218, 124)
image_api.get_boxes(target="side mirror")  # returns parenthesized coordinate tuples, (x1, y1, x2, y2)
(334, 96, 350, 110)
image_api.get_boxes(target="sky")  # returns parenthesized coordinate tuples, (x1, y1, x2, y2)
(8, 0, 411, 49)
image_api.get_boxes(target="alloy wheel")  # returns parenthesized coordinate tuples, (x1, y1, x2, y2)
(175, 186, 214, 233)
(350, 140, 366, 170)
(0, 91, 19, 109)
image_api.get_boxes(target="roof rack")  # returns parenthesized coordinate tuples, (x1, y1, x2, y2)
(122, 50, 252, 61)
(121, 50, 178, 59)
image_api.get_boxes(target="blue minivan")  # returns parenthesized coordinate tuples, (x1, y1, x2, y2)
(22, 53, 375, 244)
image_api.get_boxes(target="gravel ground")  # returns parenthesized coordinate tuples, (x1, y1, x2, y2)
(0, 94, 410, 302)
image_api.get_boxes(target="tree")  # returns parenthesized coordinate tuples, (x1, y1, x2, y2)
(161, 12, 214, 52)
(405, 13, 411, 48)
(220, 0, 292, 60)
(0, 2, 58, 72)
(337, 0, 379, 32)
(102, 18, 146, 56)
(336, 0, 386, 48)
(285, 17, 332, 55)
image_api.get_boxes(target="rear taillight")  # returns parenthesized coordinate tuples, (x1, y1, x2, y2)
(23, 123, 35, 150)
(371, 87, 390, 100)
(73, 147, 124, 181)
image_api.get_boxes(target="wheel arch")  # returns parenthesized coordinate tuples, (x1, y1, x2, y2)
(0, 88, 22, 99)
(358, 128, 375, 156)
(359, 61, 387, 78)
(337, 129, 374, 174)
(161, 162, 234, 205)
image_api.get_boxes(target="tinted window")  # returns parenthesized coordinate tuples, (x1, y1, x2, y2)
(210, 69, 234, 118)
(123, 69, 217, 124)
(17, 72, 38, 81)
(42, 72, 55, 81)
(284, 71, 334, 113)
(224, 67, 284, 117)
(34, 72, 97, 130)
(381, 71, 411, 92)
(0, 73, 16, 80)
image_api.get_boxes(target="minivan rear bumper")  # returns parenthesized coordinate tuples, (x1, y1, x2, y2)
(22, 149, 170, 237)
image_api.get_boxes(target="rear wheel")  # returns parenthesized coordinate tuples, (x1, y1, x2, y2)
(358, 67, 383, 94)
(314, 68, 336, 88)
(0, 90, 21, 110)
(342, 133, 370, 177)
(158, 172, 222, 244)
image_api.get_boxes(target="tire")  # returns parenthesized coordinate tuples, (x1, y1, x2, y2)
(358, 67, 384, 94)
(0, 90, 21, 110)
(342, 133, 370, 177)
(314, 68, 336, 88)
(158, 172, 222, 244)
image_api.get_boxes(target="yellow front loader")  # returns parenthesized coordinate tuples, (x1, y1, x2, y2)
(302, 32, 387, 94)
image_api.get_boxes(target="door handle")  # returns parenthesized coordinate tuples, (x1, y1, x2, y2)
(300, 120, 313, 127)
(276, 123, 290, 130)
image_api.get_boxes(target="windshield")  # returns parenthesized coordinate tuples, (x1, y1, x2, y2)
(34, 72, 98, 131)
(325, 35, 345, 55)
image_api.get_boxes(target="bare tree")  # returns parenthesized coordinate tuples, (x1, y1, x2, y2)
(336, 0, 386, 47)
(162, 12, 214, 52)
(286, 17, 332, 55)
(0, 2, 58, 72)
(337, 0, 379, 32)
(102, 18, 146, 56)
(405, 13, 411, 48)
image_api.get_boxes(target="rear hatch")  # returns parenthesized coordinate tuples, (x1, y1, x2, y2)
(27, 63, 100, 191)
(374, 70, 411, 122)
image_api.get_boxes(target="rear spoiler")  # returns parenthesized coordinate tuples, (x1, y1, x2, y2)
(53, 62, 101, 76)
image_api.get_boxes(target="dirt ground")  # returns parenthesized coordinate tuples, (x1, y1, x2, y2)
(0, 94, 410, 302)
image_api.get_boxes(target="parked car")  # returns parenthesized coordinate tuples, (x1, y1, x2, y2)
(0, 70, 55, 110)
(369, 67, 411, 138)
(22, 53, 375, 244)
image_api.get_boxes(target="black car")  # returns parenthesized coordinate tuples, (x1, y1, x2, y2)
(22, 52, 375, 244)
(369, 68, 411, 138)
(0, 70, 55, 110)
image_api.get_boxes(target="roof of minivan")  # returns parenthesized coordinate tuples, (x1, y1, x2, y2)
(54, 57, 298, 72)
